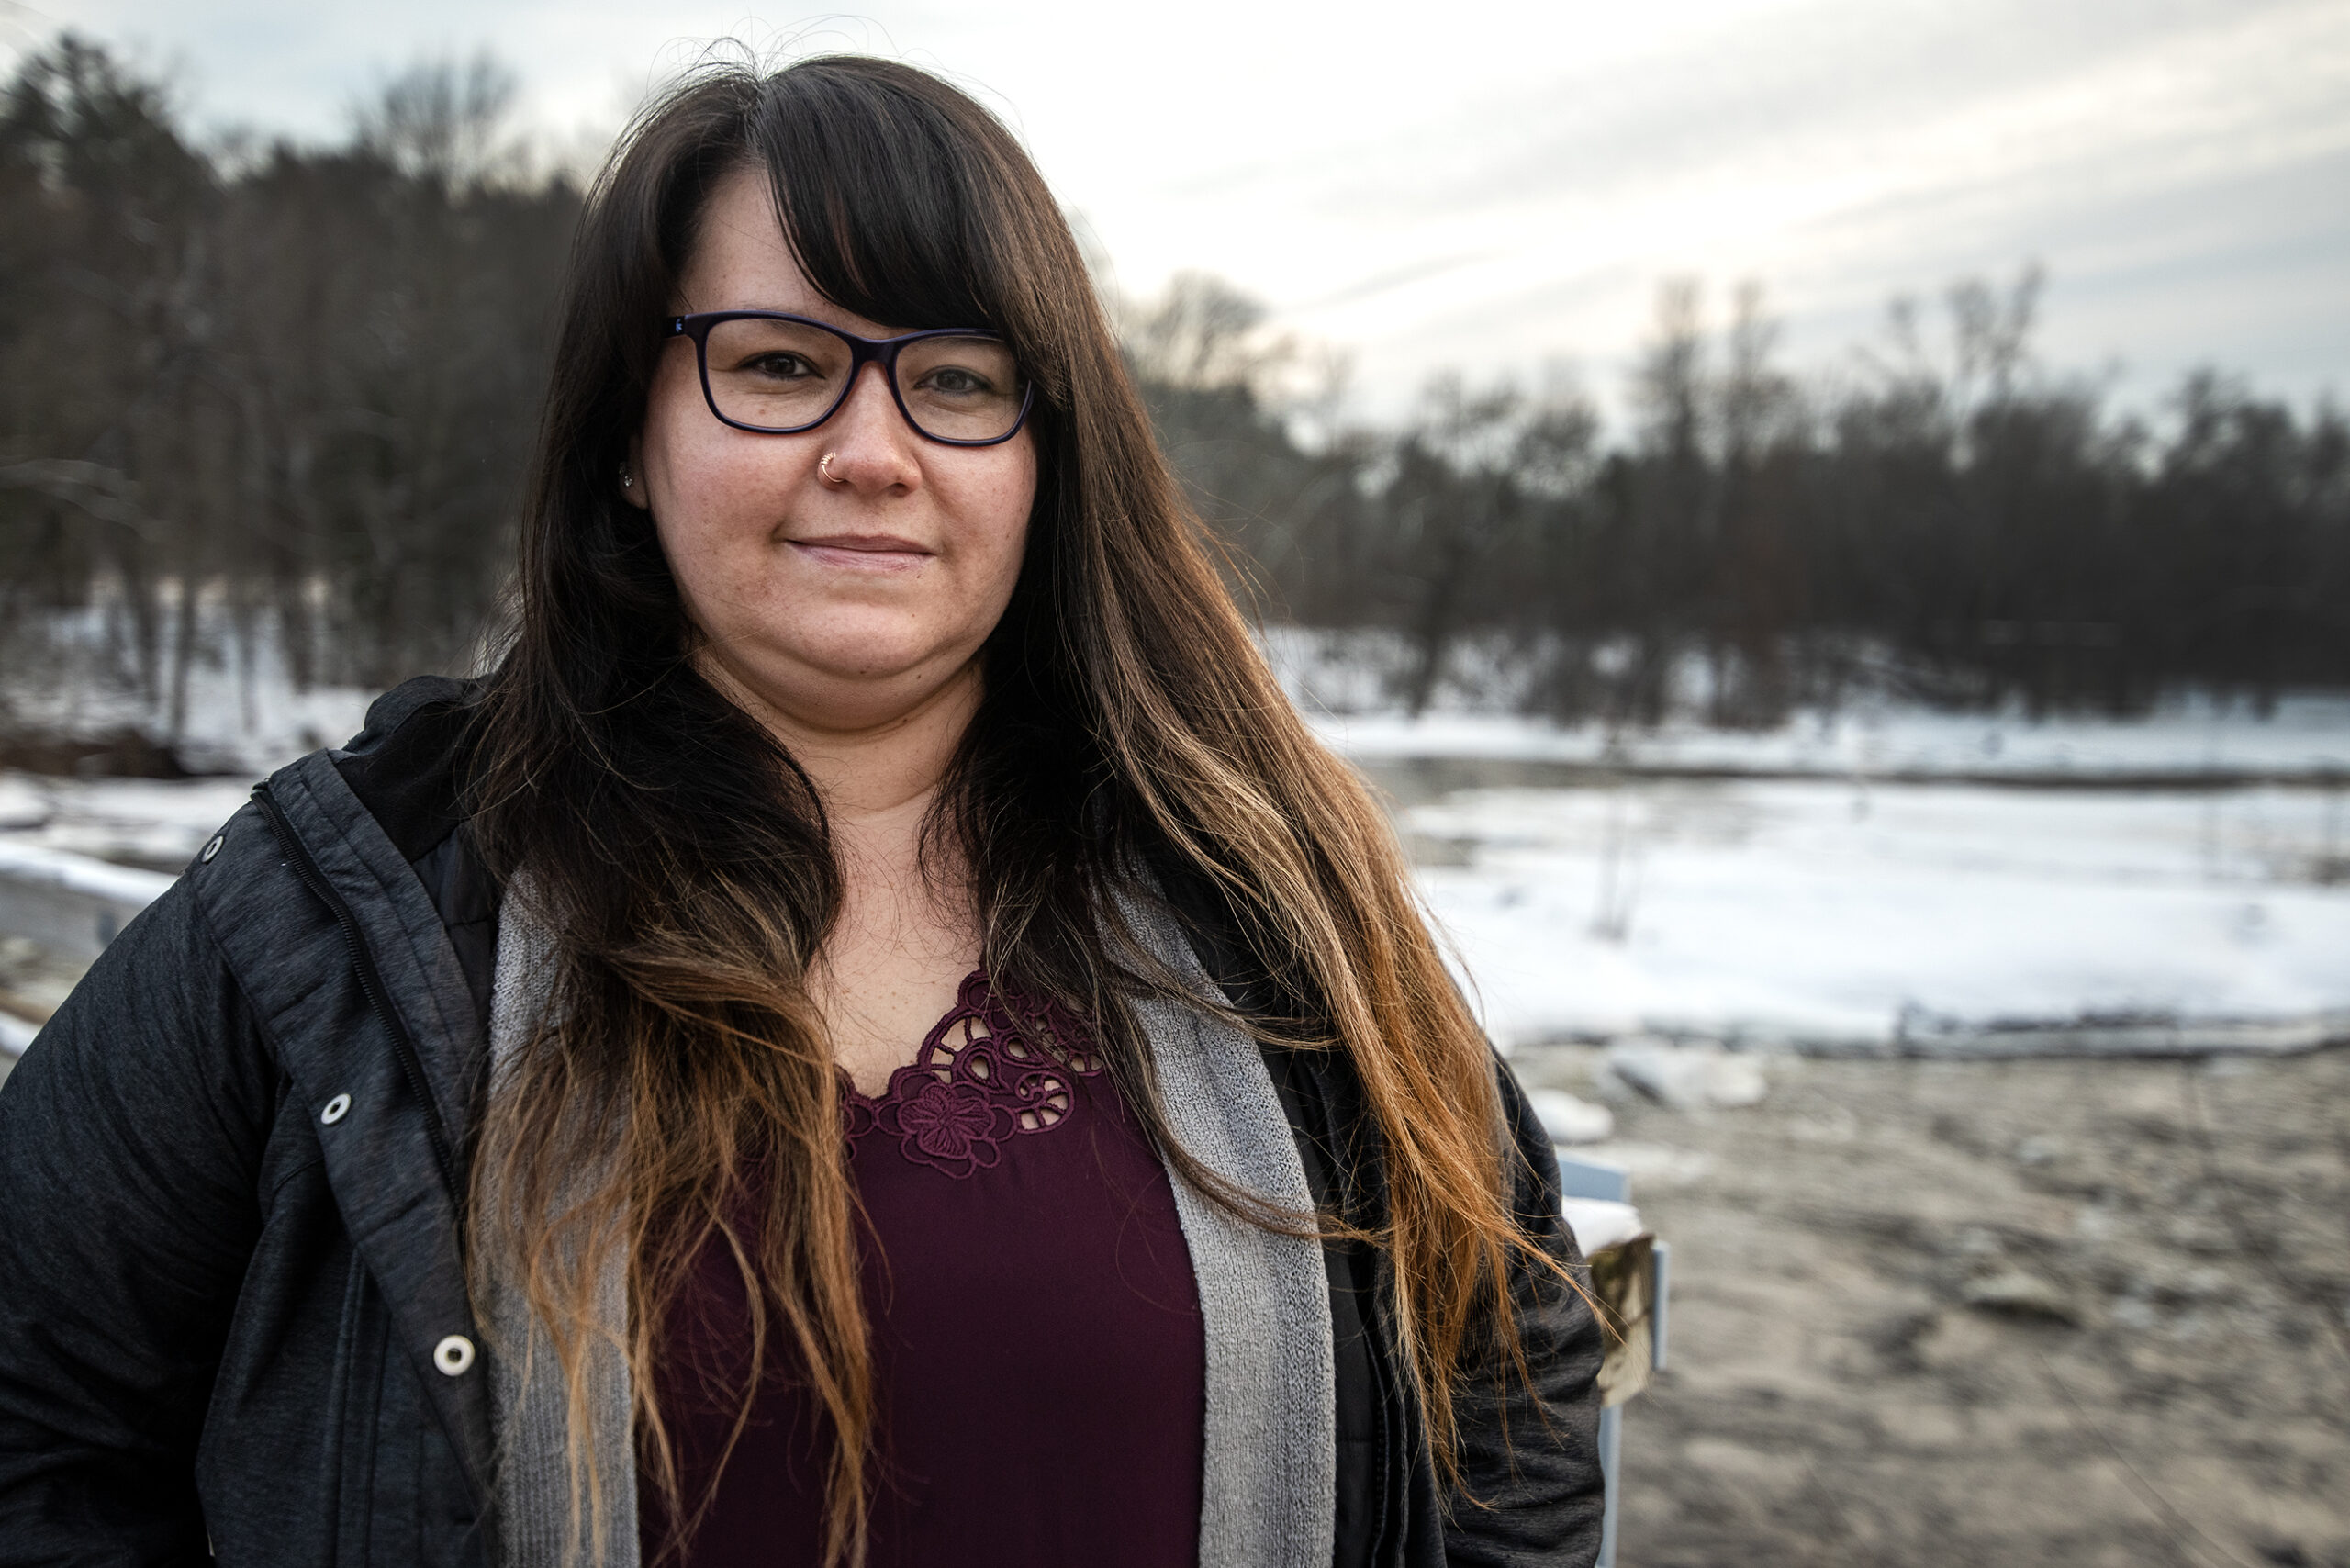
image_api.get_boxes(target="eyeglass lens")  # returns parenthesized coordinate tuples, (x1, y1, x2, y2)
(700, 318, 1027, 442)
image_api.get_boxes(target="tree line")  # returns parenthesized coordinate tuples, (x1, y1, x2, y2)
(0, 38, 576, 734)
(3, 35, 2344, 749)
(1138, 271, 2350, 724)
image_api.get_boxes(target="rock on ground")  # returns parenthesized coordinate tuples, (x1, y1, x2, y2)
(1605, 1036, 1771, 1111)
(1528, 1087, 1616, 1144)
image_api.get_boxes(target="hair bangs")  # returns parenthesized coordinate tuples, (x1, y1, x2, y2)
(752, 62, 1011, 341)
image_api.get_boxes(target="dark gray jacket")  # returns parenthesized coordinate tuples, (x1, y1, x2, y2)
(0, 679, 1603, 1566)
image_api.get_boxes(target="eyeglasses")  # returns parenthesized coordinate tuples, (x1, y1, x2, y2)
(664, 311, 1035, 447)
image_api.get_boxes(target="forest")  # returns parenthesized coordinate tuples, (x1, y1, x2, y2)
(4, 34, 2345, 745)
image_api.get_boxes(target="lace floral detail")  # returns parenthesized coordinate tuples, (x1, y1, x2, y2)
(841, 971, 1104, 1179)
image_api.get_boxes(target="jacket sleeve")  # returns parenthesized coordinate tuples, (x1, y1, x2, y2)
(1441, 1056, 1608, 1566)
(0, 879, 278, 1566)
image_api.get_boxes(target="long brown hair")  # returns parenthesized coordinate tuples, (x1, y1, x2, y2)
(466, 52, 1553, 1565)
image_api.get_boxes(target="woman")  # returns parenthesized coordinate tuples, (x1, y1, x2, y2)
(0, 54, 1602, 1568)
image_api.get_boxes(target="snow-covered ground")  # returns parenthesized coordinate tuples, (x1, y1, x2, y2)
(1249, 626, 2350, 1052)
(1403, 774, 2350, 1053)
(0, 773, 263, 872)
(0, 598, 377, 778)
(1316, 699, 2350, 782)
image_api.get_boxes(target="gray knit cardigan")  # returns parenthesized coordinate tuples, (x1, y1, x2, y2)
(483, 887, 1337, 1567)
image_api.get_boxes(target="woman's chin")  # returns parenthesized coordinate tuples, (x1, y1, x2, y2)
(707, 639, 981, 732)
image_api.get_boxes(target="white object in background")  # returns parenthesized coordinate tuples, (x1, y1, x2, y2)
(0, 840, 174, 908)
(1528, 1088, 1615, 1144)
(1560, 1196, 1645, 1256)
(0, 776, 50, 832)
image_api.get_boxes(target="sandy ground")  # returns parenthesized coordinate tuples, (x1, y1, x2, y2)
(1511, 1043, 2350, 1567)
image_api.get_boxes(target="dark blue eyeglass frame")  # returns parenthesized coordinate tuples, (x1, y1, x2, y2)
(664, 311, 1035, 447)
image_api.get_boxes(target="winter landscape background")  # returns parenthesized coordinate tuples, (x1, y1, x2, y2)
(2, 13, 2345, 1567)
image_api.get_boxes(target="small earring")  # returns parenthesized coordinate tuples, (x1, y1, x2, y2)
(618, 462, 633, 490)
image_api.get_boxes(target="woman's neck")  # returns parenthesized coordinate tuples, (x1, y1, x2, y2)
(697, 653, 989, 1090)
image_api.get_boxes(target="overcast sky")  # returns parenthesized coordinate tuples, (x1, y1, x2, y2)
(10, 0, 2348, 422)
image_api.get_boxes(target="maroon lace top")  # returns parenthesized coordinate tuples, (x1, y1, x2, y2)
(641, 973, 1205, 1566)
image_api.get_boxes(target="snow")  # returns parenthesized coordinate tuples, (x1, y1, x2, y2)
(1561, 1197, 1647, 1256)
(1405, 777, 2350, 1052)
(0, 839, 178, 909)
(1, 598, 377, 777)
(0, 776, 46, 832)
(0, 776, 260, 872)
(1263, 633, 2350, 1052)
(1310, 695, 2350, 782)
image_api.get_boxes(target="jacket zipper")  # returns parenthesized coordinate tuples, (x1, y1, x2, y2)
(252, 782, 464, 1215)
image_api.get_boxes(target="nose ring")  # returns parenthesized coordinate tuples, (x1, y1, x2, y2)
(819, 452, 844, 486)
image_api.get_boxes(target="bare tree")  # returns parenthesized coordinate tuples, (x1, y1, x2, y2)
(355, 53, 522, 190)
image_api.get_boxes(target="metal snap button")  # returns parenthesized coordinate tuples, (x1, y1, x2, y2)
(199, 834, 224, 863)
(320, 1093, 352, 1125)
(433, 1335, 476, 1376)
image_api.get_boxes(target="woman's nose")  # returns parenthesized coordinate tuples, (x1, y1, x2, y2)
(818, 364, 921, 491)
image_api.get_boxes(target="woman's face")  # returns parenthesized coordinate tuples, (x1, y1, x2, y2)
(629, 166, 1037, 736)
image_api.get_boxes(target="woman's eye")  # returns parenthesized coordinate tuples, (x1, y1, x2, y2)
(921, 365, 990, 396)
(743, 353, 815, 379)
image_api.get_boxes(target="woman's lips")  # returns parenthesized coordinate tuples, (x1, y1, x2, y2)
(789, 533, 933, 572)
